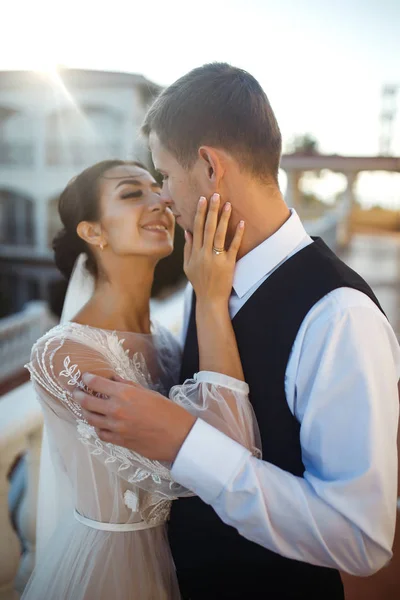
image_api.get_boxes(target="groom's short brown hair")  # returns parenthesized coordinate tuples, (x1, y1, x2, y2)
(142, 63, 282, 183)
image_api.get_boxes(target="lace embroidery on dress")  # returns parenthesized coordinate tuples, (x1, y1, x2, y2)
(26, 322, 185, 525)
(27, 335, 84, 420)
(76, 420, 178, 525)
(53, 322, 161, 390)
(27, 321, 260, 530)
(76, 420, 178, 492)
(123, 490, 139, 512)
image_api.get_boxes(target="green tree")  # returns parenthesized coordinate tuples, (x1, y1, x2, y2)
(286, 133, 320, 155)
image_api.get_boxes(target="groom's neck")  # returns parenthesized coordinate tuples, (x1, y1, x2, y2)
(224, 174, 291, 260)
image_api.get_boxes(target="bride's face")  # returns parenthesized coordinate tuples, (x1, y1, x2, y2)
(98, 164, 175, 259)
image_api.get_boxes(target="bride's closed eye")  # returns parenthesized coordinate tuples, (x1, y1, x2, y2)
(121, 190, 143, 199)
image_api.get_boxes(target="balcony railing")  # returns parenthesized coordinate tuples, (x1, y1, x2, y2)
(0, 302, 54, 599)
(0, 382, 42, 599)
(0, 303, 56, 383)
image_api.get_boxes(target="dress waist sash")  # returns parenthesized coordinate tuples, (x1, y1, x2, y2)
(74, 510, 158, 532)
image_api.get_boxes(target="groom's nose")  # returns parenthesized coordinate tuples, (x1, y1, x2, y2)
(160, 187, 173, 208)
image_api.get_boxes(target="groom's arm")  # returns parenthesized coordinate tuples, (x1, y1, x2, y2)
(74, 297, 399, 577)
(170, 298, 400, 577)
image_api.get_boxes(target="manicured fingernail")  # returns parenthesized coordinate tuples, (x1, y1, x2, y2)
(72, 390, 82, 402)
(82, 373, 93, 385)
(239, 220, 245, 229)
(211, 193, 220, 203)
(199, 196, 206, 206)
(224, 202, 231, 211)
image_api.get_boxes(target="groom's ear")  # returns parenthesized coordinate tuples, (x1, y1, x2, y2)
(77, 221, 104, 249)
(198, 146, 225, 187)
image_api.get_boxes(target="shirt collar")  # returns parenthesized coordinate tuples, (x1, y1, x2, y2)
(233, 209, 308, 299)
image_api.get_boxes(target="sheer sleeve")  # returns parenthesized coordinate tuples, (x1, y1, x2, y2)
(27, 323, 260, 528)
(170, 371, 261, 457)
(26, 327, 191, 511)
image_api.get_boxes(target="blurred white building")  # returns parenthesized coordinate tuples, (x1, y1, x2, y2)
(0, 68, 160, 314)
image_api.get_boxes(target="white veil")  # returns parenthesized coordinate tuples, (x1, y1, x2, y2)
(36, 254, 95, 561)
(59, 254, 96, 324)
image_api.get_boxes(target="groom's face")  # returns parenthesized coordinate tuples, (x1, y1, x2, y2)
(149, 132, 202, 232)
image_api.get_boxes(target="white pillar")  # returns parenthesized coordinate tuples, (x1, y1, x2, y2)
(34, 109, 48, 255)
(15, 198, 26, 246)
(35, 201, 48, 255)
(34, 111, 46, 172)
(343, 172, 357, 211)
(338, 172, 358, 247)
(124, 101, 136, 160)
(0, 439, 23, 600)
(285, 170, 301, 209)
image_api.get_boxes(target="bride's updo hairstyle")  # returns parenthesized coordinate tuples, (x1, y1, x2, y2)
(53, 159, 148, 280)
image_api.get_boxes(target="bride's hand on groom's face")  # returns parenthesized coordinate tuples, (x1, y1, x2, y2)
(183, 194, 244, 306)
(73, 374, 196, 461)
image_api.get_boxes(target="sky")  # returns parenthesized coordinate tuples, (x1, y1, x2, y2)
(2, 0, 400, 157)
(2, 0, 400, 205)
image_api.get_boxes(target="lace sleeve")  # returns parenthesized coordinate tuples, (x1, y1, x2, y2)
(170, 371, 261, 457)
(26, 326, 190, 504)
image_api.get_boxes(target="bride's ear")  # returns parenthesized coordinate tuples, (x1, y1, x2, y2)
(76, 221, 105, 250)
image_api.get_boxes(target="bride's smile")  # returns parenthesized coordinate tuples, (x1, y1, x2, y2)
(94, 164, 175, 260)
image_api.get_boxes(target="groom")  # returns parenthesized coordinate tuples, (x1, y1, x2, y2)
(75, 63, 399, 599)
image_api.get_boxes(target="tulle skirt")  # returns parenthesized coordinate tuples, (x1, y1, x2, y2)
(22, 515, 181, 600)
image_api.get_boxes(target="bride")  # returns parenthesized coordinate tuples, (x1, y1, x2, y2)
(22, 159, 260, 599)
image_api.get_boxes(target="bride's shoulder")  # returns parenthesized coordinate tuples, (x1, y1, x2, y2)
(30, 322, 109, 356)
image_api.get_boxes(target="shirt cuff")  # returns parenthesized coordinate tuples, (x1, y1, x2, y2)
(171, 418, 251, 504)
(194, 371, 249, 395)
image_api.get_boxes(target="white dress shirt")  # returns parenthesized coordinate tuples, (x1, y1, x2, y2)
(171, 210, 400, 576)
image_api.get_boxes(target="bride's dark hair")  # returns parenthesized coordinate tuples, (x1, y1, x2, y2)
(53, 159, 148, 280)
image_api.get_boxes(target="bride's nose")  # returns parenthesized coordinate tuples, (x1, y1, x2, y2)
(148, 194, 167, 213)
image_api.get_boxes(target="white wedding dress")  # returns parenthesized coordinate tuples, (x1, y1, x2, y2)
(22, 319, 260, 599)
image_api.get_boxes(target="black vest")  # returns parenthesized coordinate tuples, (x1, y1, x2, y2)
(168, 238, 384, 600)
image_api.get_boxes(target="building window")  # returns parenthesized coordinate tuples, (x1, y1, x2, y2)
(0, 106, 34, 166)
(46, 106, 122, 166)
(0, 189, 35, 246)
